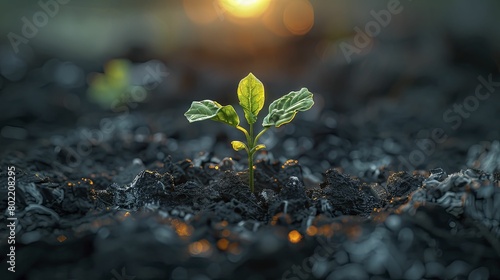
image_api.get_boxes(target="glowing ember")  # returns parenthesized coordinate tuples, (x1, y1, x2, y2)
(306, 225, 318, 236)
(288, 230, 302, 243)
(57, 235, 67, 243)
(217, 238, 230, 251)
(172, 220, 193, 237)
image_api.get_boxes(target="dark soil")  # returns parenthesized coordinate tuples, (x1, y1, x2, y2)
(1, 101, 499, 280)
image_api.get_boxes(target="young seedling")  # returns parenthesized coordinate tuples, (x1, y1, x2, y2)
(184, 73, 314, 192)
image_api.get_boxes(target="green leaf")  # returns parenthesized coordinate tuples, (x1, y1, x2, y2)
(237, 73, 265, 124)
(231, 141, 247, 151)
(262, 88, 314, 128)
(184, 100, 219, 122)
(184, 100, 240, 127)
(212, 102, 240, 127)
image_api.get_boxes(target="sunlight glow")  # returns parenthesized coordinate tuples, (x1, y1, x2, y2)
(219, 0, 271, 18)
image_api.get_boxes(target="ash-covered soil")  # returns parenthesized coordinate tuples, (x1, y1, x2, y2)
(1, 103, 499, 280)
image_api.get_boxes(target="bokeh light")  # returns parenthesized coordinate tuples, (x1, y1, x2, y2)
(188, 239, 212, 256)
(288, 230, 302, 243)
(283, 0, 314, 35)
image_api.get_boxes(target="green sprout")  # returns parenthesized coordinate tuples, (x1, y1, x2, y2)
(184, 73, 314, 192)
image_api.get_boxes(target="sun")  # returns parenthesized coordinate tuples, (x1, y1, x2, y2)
(218, 0, 271, 18)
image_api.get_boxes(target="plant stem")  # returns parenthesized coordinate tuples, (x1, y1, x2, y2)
(254, 127, 269, 143)
(248, 150, 255, 193)
(236, 125, 269, 193)
(248, 122, 255, 193)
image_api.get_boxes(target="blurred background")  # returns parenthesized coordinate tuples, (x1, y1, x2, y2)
(0, 0, 499, 173)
